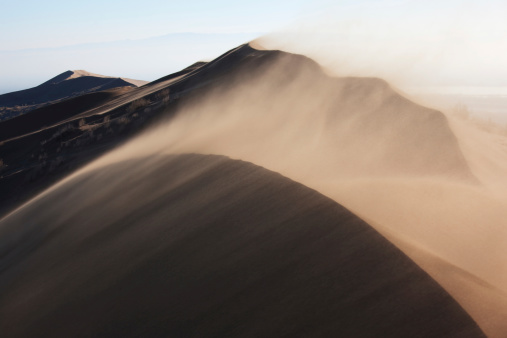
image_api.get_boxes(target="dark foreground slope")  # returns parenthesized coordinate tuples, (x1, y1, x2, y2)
(0, 154, 484, 337)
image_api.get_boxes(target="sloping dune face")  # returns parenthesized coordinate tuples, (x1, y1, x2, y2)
(0, 154, 484, 337)
(0, 87, 133, 142)
(91, 44, 507, 336)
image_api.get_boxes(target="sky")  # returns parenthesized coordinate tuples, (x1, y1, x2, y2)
(0, 0, 314, 93)
(1, 0, 507, 95)
(261, 0, 507, 88)
(0, 0, 310, 51)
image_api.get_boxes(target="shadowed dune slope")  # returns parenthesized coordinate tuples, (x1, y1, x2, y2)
(0, 154, 484, 337)
(0, 87, 134, 142)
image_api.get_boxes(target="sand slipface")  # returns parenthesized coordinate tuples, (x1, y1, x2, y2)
(0, 154, 484, 337)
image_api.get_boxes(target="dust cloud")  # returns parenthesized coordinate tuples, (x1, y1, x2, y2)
(258, 0, 507, 90)
(67, 40, 507, 336)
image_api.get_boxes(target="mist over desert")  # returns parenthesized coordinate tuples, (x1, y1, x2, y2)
(1, 1, 506, 337)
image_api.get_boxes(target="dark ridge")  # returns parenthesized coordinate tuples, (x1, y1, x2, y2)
(0, 87, 133, 142)
(184, 61, 208, 70)
(163, 44, 323, 93)
(0, 154, 485, 337)
(148, 61, 208, 86)
(40, 70, 75, 85)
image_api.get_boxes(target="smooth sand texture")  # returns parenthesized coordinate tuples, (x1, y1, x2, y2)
(0, 154, 484, 337)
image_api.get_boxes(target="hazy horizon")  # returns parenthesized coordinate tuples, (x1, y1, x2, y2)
(0, 32, 262, 94)
(2, 0, 507, 96)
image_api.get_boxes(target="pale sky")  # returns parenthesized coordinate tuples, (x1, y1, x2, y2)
(0, 0, 313, 93)
(262, 0, 507, 89)
(1, 0, 506, 94)
(0, 0, 310, 51)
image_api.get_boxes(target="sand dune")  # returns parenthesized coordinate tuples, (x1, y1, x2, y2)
(0, 87, 134, 142)
(0, 42, 505, 336)
(0, 154, 484, 337)
(0, 61, 202, 216)
(0, 70, 147, 121)
(58, 70, 147, 88)
(81, 43, 505, 336)
(43, 70, 114, 83)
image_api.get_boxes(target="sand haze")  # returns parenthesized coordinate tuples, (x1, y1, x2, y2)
(55, 40, 507, 336)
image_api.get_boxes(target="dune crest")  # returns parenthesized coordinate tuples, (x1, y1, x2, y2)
(56, 70, 113, 82)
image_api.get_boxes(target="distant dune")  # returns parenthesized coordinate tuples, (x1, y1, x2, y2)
(0, 154, 484, 337)
(0, 70, 147, 121)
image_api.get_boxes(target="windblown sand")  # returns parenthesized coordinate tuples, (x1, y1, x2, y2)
(76, 44, 507, 336)
(1, 42, 505, 337)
